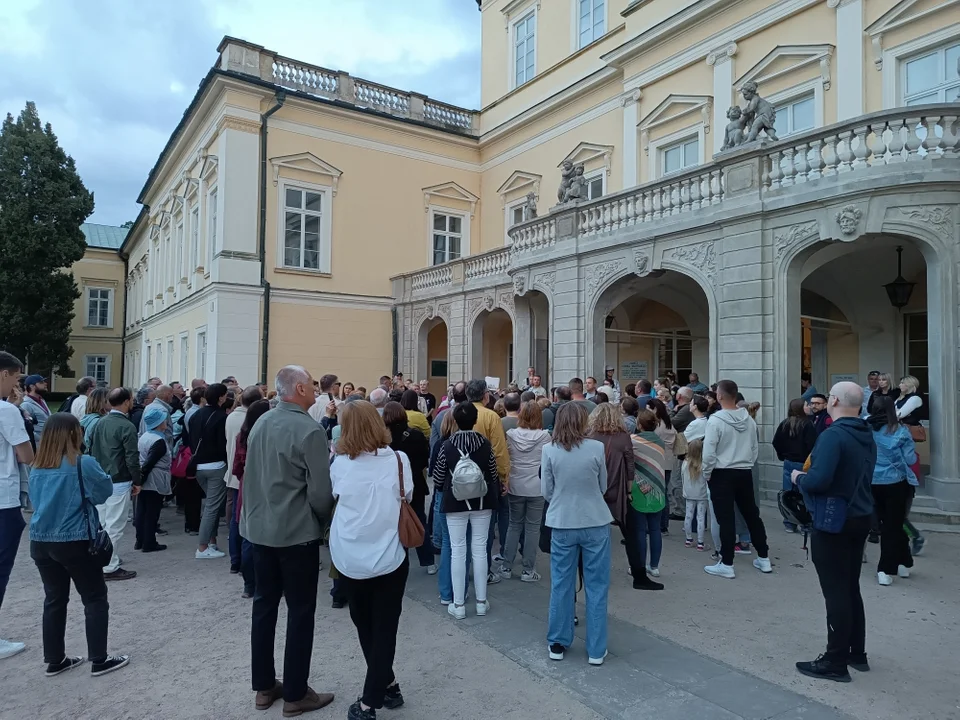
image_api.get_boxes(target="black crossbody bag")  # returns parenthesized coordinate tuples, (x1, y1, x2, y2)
(77, 460, 113, 567)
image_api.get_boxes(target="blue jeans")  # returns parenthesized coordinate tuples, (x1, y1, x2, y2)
(782, 460, 803, 530)
(433, 491, 468, 603)
(227, 488, 241, 568)
(0, 507, 25, 610)
(634, 508, 663, 569)
(548, 525, 610, 660)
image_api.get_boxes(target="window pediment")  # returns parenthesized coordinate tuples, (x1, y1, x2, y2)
(422, 182, 479, 217)
(199, 154, 219, 181)
(497, 171, 541, 205)
(270, 152, 342, 195)
(559, 142, 615, 177)
(736, 44, 834, 91)
(865, 0, 960, 69)
(640, 95, 713, 134)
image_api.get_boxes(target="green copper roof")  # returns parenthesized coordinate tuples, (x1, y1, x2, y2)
(81, 222, 128, 251)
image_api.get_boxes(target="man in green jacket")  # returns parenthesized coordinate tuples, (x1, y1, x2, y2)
(240, 365, 334, 716)
(88, 387, 141, 581)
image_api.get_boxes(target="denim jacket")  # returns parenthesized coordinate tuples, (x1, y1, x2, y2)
(871, 425, 918, 486)
(29, 455, 113, 542)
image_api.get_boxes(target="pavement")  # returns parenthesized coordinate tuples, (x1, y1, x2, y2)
(2, 504, 958, 720)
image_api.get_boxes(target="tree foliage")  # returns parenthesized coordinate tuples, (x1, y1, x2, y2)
(0, 102, 94, 375)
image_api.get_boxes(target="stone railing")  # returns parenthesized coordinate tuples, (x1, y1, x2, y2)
(219, 38, 479, 134)
(410, 265, 453, 294)
(465, 247, 510, 281)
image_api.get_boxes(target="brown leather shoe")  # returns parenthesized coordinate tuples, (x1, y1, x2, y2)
(255, 681, 283, 710)
(282, 687, 335, 717)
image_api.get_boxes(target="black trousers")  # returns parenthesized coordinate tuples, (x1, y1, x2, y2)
(709, 468, 769, 565)
(177, 477, 203, 532)
(134, 489, 163, 549)
(811, 514, 871, 663)
(342, 558, 409, 710)
(872, 481, 914, 575)
(620, 507, 645, 576)
(30, 540, 109, 664)
(251, 541, 320, 703)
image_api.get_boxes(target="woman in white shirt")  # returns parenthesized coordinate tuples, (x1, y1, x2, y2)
(330, 400, 412, 720)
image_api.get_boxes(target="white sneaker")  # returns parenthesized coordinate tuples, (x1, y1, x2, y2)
(520, 570, 541, 583)
(476, 600, 490, 616)
(447, 603, 466, 620)
(588, 650, 609, 666)
(486, 571, 501, 585)
(195, 547, 226, 559)
(425, 564, 438, 575)
(0, 639, 26, 660)
(704, 562, 736, 579)
(897, 565, 911, 578)
(878, 571, 893, 586)
(492, 553, 504, 563)
(498, 567, 512, 580)
(753, 557, 772, 574)
(439, 596, 453, 605)
(646, 565, 660, 578)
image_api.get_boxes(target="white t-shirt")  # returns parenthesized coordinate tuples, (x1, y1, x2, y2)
(71, 394, 88, 420)
(0, 401, 29, 509)
(329, 448, 412, 580)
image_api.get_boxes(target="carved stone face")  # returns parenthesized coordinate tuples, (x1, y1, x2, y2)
(835, 205, 862, 236)
(562, 160, 573, 171)
(575, 165, 584, 176)
(513, 275, 525, 295)
(740, 83, 756, 100)
(726, 106, 742, 120)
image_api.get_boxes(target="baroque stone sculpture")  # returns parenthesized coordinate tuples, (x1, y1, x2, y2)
(561, 164, 586, 203)
(522, 191, 538, 220)
(557, 160, 575, 203)
(835, 205, 862, 236)
(720, 106, 746, 151)
(741, 81, 778, 143)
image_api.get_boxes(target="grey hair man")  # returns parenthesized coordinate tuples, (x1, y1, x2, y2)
(369, 387, 389, 414)
(792, 381, 875, 682)
(670, 386, 695, 432)
(139, 384, 174, 447)
(241, 365, 334, 714)
(147, 377, 162, 389)
(70, 376, 97, 420)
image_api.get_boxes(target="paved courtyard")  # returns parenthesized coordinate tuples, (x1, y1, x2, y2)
(3, 505, 958, 720)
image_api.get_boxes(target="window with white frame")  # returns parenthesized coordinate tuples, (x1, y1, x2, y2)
(207, 188, 218, 269)
(163, 226, 172, 292)
(175, 221, 184, 288)
(156, 344, 163, 378)
(513, 12, 536, 87)
(190, 206, 200, 273)
(145, 346, 151, 379)
(86, 287, 112, 327)
(431, 211, 464, 265)
(661, 136, 699, 175)
(505, 200, 527, 244)
(584, 169, 604, 200)
(578, 0, 605, 49)
(282, 186, 329, 271)
(85, 355, 110, 386)
(774, 94, 815, 137)
(196, 330, 207, 380)
(179, 334, 189, 382)
(166, 339, 174, 380)
(902, 41, 959, 105)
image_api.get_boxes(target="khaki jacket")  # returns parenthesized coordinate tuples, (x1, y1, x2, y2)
(472, 402, 510, 479)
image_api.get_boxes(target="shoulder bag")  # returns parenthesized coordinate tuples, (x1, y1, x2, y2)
(908, 424, 926, 443)
(394, 451, 425, 549)
(77, 460, 114, 567)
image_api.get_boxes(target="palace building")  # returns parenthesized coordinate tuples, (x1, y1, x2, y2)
(120, 0, 960, 511)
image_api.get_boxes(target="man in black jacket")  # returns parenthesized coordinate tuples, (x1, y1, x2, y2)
(793, 382, 876, 683)
(670, 387, 695, 432)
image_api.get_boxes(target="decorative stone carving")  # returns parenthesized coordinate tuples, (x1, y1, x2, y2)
(775, 221, 819, 259)
(522, 192, 538, 220)
(557, 161, 575, 203)
(620, 88, 642, 107)
(741, 81, 779, 143)
(513, 275, 526, 296)
(466, 296, 484, 320)
(497, 290, 515, 316)
(835, 204, 863, 236)
(706, 42, 738, 66)
(558, 163, 586, 204)
(483, 294, 495, 311)
(668, 241, 717, 285)
(584, 259, 625, 300)
(412, 304, 433, 328)
(633, 249, 651, 277)
(533, 271, 556, 294)
(720, 106, 746, 151)
(897, 206, 954, 241)
(436, 302, 452, 324)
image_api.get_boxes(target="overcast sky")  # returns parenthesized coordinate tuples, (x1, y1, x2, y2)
(0, 0, 481, 226)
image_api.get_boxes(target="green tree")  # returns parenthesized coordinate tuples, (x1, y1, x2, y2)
(0, 102, 93, 376)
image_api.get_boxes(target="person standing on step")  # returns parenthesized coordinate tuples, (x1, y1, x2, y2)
(792, 382, 875, 682)
(702, 380, 772, 579)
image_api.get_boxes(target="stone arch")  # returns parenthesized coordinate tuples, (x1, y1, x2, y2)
(415, 315, 448, 392)
(467, 307, 514, 384)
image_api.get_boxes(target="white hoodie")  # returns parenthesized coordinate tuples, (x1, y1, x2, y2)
(506, 427, 551, 497)
(701, 408, 758, 480)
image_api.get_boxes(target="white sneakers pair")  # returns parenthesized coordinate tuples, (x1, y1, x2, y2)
(878, 565, 911, 585)
(195, 546, 225, 559)
(704, 556, 772, 579)
(447, 599, 489, 620)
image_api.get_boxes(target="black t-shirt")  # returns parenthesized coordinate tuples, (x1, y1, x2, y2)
(421, 392, 437, 416)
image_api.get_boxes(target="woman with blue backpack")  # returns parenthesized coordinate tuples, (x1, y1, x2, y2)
(432, 402, 501, 621)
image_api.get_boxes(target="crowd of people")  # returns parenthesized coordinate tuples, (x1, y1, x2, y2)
(0, 349, 935, 714)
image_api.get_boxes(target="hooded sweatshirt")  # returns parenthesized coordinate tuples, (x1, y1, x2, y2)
(701, 408, 758, 480)
(797, 416, 876, 518)
(506, 427, 551, 497)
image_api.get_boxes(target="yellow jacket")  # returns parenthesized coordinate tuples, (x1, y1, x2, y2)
(405, 410, 430, 438)
(473, 402, 510, 479)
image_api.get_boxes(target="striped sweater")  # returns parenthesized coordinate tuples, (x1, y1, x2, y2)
(631, 431, 666, 514)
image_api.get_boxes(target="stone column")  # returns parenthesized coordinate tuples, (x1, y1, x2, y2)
(446, 297, 468, 383)
(513, 294, 533, 387)
(811, 327, 828, 393)
(707, 43, 738, 156)
(621, 89, 642, 189)
(551, 258, 584, 388)
(830, 0, 864, 121)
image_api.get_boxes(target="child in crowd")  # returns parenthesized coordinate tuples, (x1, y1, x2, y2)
(681, 439, 708, 551)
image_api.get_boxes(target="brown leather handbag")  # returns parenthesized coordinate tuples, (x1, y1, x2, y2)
(394, 451, 425, 549)
(908, 424, 926, 443)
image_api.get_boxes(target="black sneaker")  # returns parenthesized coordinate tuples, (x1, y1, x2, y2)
(348, 699, 377, 719)
(142, 544, 167, 553)
(848, 653, 870, 672)
(134, 540, 142, 550)
(796, 654, 851, 683)
(383, 682, 404, 709)
(91, 655, 130, 677)
(45, 655, 83, 677)
(103, 569, 137, 581)
(155, 527, 168, 536)
(331, 598, 346, 609)
(230, 564, 240, 574)
(549, 643, 565, 661)
(633, 575, 664, 591)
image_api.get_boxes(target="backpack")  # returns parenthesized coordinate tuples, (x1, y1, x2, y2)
(673, 430, 688, 459)
(58, 393, 79, 414)
(450, 448, 487, 508)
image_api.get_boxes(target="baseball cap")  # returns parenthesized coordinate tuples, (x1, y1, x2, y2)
(24, 374, 45, 389)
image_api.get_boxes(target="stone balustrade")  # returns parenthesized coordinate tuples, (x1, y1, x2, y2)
(410, 265, 453, 294)
(271, 56, 339, 98)
(465, 248, 510, 281)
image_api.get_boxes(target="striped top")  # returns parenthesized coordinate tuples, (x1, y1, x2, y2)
(630, 431, 666, 514)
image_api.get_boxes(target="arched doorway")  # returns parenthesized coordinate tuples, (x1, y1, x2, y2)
(470, 308, 514, 387)
(513, 289, 550, 387)
(417, 317, 448, 399)
(592, 271, 712, 388)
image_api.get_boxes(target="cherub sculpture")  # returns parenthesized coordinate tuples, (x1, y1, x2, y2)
(720, 105, 746, 151)
(557, 160, 575, 203)
(562, 164, 586, 203)
(522, 191, 538, 220)
(740, 80, 778, 143)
